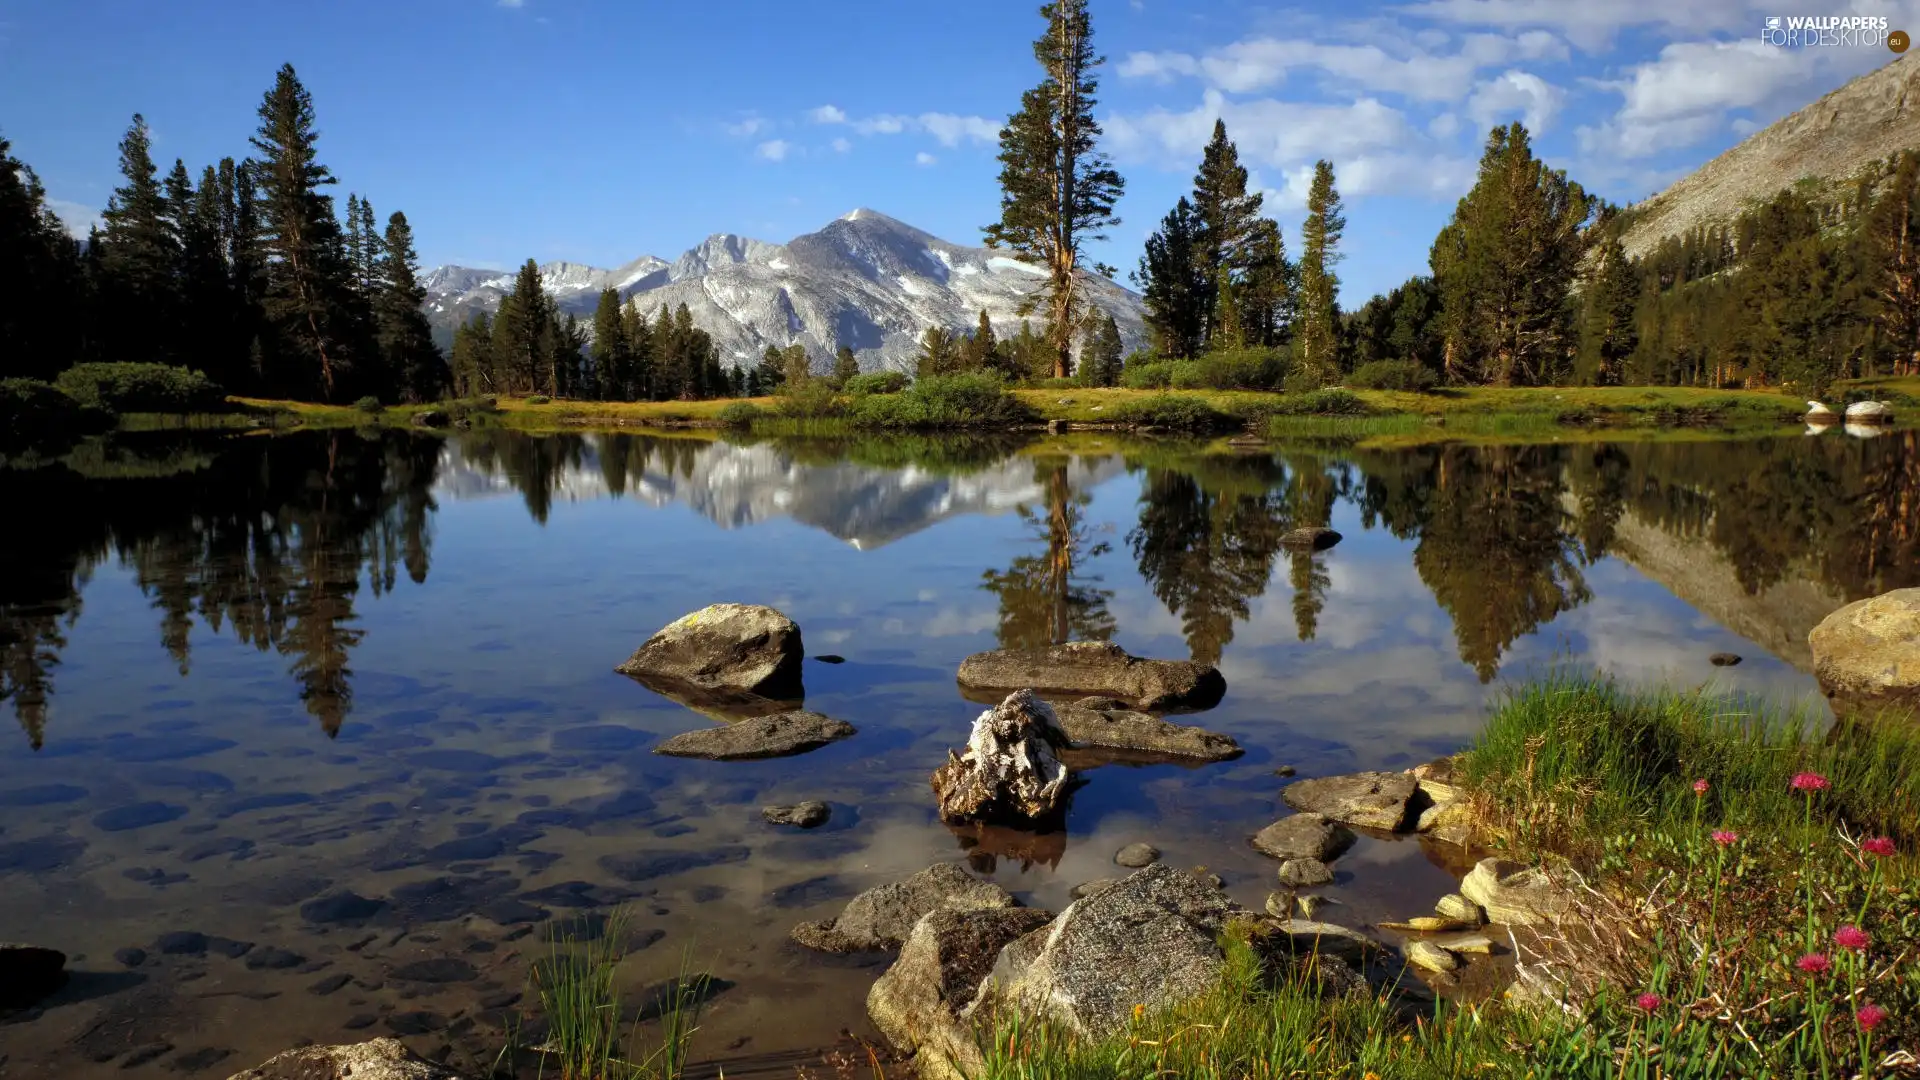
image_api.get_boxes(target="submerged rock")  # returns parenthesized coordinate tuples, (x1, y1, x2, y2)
(867, 907, 1056, 1080)
(1709, 652, 1743, 667)
(970, 864, 1241, 1038)
(616, 603, 805, 699)
(1251, 813, 1356, 862)
(761, 801, 831, 828)
(0, 942, 67, 1008)
(1114, 843, 1161, 868)
(1264, 919, 1382, 964)
(1405, 940, 1458, 973)
(791, 863, 1016, 953)
(221, 1038, 466, 1079)
(1277, 858, 1334, 887)
(1281, 772, 1419, 832)
(1279, 527, 1343, 551)
(956, 642, 1226, 712)
(1053, 699, 1241, 762)
(930, 691, 1072, 825)
(1460, 858, 1576, 926)
(1809, 589, 1920, 718)
(654, 711, 855, 760)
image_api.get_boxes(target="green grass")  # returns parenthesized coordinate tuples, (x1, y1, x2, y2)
(504, 908, 710, 1080)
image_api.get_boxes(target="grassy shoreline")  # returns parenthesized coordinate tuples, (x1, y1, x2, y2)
(972, 675, 1918, 1079)
(131, 377, 1914, 449)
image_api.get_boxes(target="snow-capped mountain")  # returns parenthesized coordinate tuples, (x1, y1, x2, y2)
(422, 208, 1147, 372)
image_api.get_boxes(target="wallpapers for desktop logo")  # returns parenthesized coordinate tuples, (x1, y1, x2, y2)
(1760, 14, 1908, 50)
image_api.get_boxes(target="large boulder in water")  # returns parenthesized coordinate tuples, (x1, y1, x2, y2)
(616, 603, 804, 700)
(223, 1038, 466, 1079)
(969, 864, 1242, 1038)
(653, 710, 854, 760)
(1809, 589, 1920, 720)
(0, 942, 66, 1008)
(791, 863, 1017, 953)
(930, 691, 1073, 825)
(957, 641, 1225, 712)
(867, 907, 1056, 1080)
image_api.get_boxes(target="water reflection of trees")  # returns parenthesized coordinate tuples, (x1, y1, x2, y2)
(0, 432, 442, 746)
(980, 459, 1117, 649)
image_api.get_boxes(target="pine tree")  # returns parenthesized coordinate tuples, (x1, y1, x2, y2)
(779, 343, 811, 387)
(170, 161, 230, 379)
(0, 135, 82, 379)
(1079, 310, 1124, 386)
(832, 344, 860, 386)
(1577, 238, 1639, 385)
(493, 259, 551, 394)
(250, 64, 360, 399)
(1295, 160, 1345, 385)
(374, 211, 445, 402)
(754, 344, 787, 395)
(550, 312, 585, 397)
(622, 300, 653, 400)
(1133, 197, 1207, 359)
(963, 309, 999, 372)
(1240, 218, 1293, 347)
(99, 114, 182, 366)
(1210, 266, 1243, 351)
(590, 287, 629, 400)
(343, 193, 367, 298)
(1191, 119, 1262, 347)
(1865, 150, 1920, 376)
(915, 325, 961, 377)
(983, 0, 1124, 379)
(451, 311, 494, 395)
(355, 196, 378, 298)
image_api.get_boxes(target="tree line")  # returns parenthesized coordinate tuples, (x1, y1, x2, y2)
(0, 65, 445, 403)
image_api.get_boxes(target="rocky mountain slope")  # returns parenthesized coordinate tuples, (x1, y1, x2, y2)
(423, 209, 1147, 373)
(1617, 52, 1920, 259)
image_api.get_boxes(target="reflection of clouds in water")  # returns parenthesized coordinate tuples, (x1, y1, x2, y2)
(879, 605, 1000, 638)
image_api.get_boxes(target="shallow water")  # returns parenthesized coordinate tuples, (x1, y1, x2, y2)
(1, 427, 1915, 1077)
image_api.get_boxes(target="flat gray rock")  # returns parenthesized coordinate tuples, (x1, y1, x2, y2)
(1114, 843, 1161, 868)
(792, 863, 1016, 953)
(761, 801, 831, 828)
(616, 603, 805, 698)
(222, 1038, 465, 1079)
(1460, 858, 1575, 926)
(654, 711, 854, 760)
(867, 907, 1056, 1080)
(1277, 858, 1334, 887)
(1054, 700, 1241, 762)
(1251, 813, 1356, 862)
(956, 642, 1226, 712)
(1281, 772, 1419, 832)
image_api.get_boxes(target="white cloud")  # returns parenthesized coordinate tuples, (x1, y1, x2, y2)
(807, 104, 847, 124)
(830, 136, 852, 153)
(1428, 111, 1463, 138)
(47, 199, 100, 239)
(725, 115, 769, 138)
(915, 151, 937, 166)
(919, 112, 999, 147)
(1117, 30, 1569, 102)
(854, 113, 910, 135)
(803, 108, 999, 147)
(756, 139, 792, 162)
(1394, 0, 1754, 49)
(1467, 69, 1566, 134)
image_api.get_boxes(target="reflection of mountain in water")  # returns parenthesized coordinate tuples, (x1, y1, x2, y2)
(434, 434, 1127, 550)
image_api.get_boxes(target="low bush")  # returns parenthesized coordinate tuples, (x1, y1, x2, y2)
(1348, 358, 1440, 392)
(1120, 359, 1178, 390)
(1169, 348, 1289, 391)
(841, 370, 909, 396)
(525, 394, 551, 405)
(717, 402, 762, 428)
(775, 380, 846, 419)
(1107, 394, 1238, 433)
(850, 372, 1035, 429)
(354, 395, 385, 413)
(53, 363, 226, 413)
(1265, 387, 1370, 416)
(0, 378, 114, 451)
(442, 397, 499, 423)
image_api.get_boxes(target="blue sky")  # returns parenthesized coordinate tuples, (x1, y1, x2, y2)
(1, 0, 1913, 303)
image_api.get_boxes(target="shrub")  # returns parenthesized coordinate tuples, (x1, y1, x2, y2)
(1348, 358, 1439, 392)
(1266, 388, 1370, 416)
(526, 394, 551, 405)
(717, 402, 762, 428)
(850, 372, 1036, 429)
(53, 363, 226, 413)
(1187, 348, 1290, 391)
(1108, 394, 1238, 433)
(775, 380, 846, 419)
(442, 397, 499, 423)
(354, 395, 385, 413)
(841, 370, 909, 396)
(0, 378, 113, 451)
(1121, 360, 1178, 389)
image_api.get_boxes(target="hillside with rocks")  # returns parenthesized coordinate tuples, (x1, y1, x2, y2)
(1617, 52, 1920, 258)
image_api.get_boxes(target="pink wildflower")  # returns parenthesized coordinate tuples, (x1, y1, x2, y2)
(1790, 772, 1831, 792)
(1833, 925, 1870, 951)
(1693, 778, 1710, 796)
(1710, 830, 1739, 846)
(1860, 836, 1896, 858)
(1856, 1004, 1888, 1032)
(1794, 953, 1832, 975)
(1634, 992, 1662, 1012)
